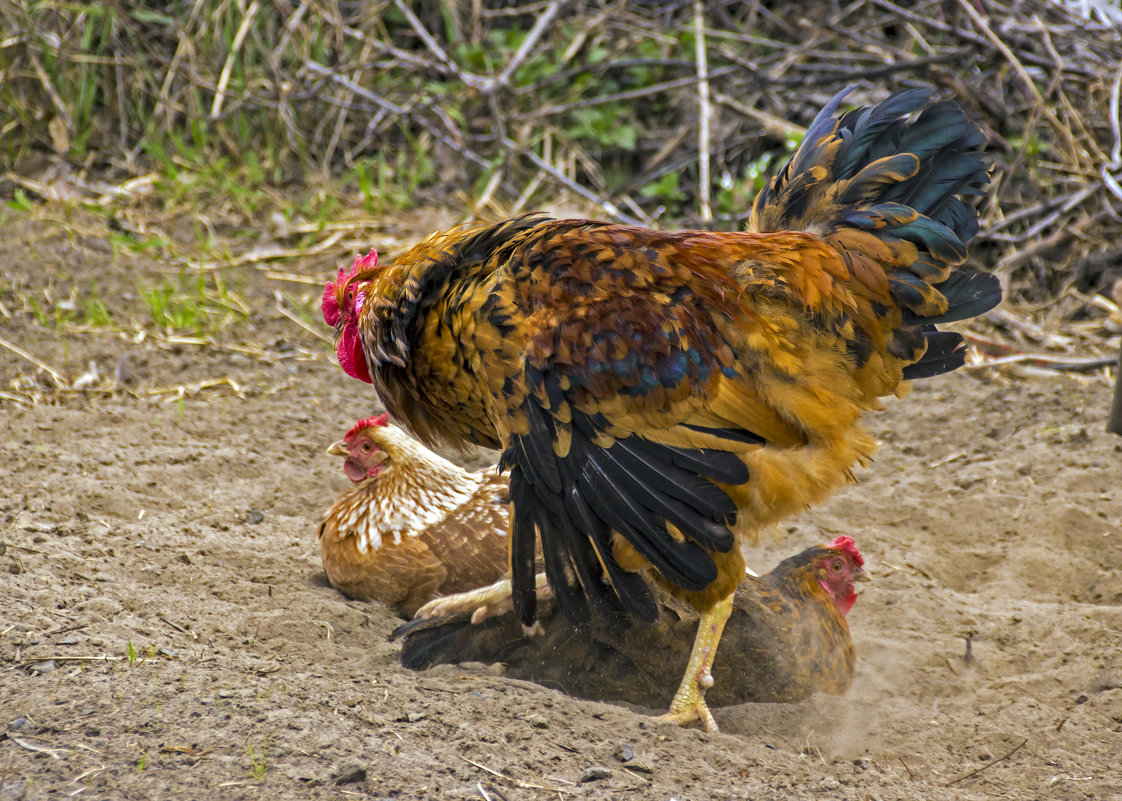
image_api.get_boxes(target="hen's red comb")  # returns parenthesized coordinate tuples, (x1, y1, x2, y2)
(344, 412, 391, 440)
(321, 249, 378, 327)
(827, 535, 863, 566)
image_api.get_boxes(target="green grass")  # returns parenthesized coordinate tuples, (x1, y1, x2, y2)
(26, 283, 115, 328)
(140, 268, 249, 337)
(7, 190, 33, 212)
(246, 737, 268, 782)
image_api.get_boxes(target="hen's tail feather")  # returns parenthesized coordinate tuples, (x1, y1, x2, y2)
(750, 87, 1000, 376)
(901, 328, 965, 380)
(901, 271, 1002, 326)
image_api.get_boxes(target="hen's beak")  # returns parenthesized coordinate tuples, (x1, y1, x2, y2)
(326, 441, 348, 457)
(854, 566, 871, 582)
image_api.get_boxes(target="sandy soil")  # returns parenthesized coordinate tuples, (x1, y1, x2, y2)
(2, 208, 1120, 800)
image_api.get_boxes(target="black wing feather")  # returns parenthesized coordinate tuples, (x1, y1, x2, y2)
(503, 370, 752, 627)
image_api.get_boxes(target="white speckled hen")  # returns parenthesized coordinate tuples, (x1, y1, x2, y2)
(317, 414, 510, 618)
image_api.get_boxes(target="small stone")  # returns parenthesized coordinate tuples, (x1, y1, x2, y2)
(485, 663, 505, 676)
(524, 714, 548, 729)
(7, 717, 30, 732)
(407, 711, 426, 723)
(580, 767, 612, 783)
(56, 635, 80, 646)
(0, 779, 28, 800)
(247, 511, 264, 525)
(159, 647, 178, 659)
(217, 689, 234, 698)
(28, 660, 56, 674)
(615, 745, 634, 762)
(626, 760, 654, 774)
(334, 765, 367, 785)
(819, 776, 841, 790)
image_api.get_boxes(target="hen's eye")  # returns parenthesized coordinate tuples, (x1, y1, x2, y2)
(360, 442, 372, 453)
(830, 559, 844, 573)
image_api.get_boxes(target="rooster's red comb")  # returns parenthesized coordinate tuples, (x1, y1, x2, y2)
(344, 412, 391, 440)
(321, 249, 379, 327)
(827, 535, 863, 566)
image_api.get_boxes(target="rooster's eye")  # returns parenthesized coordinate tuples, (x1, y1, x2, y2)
(830, 559, 844, 573)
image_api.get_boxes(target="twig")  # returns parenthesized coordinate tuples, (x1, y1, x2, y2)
(1108, 343, 1122, 436)
(8, 736, 69, 759)
(693, 0, 712, 223)
(275, 303, 333, 344)
(1101, 61, 1122, 202)
(499, 136, 642, 225)
(944, 738, 1029, 787)
(966, 353, 1116, 372)
(491, 1, 564, 91)
(712, 92, 807, 140)
(460, 757, 572, 793)
(210, 0, 261, 120)
(0, 335, 68, 387)
(393, 0, 484, 89)
(522, 67, 737, 121)
(19, 655, 126, 663)
(954, 0, 1081, 166)
(898, 756, 914, 781)
(197, 230, 347, 269)
(303, 61, 491, 170)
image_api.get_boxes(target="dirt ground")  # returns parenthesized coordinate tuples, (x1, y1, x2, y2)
(2, 207, 1120, 801)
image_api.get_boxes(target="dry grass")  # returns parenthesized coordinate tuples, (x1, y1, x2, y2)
(1, 0, 1120, 330)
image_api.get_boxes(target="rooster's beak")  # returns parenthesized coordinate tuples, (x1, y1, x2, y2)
(854, 566, 871, 582)
(326, 441, 348, 457)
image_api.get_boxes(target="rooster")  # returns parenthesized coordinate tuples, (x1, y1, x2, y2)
(397, 536, 868, 709)
(324, 88, 1001, 730)
(317, 413, 511, 618)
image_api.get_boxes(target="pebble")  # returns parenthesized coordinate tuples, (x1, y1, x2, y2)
(333, 765, 367, 785)
(580, 767, 612, 783)
(28, 660, 56, 674)
(0, 780, 28, 801)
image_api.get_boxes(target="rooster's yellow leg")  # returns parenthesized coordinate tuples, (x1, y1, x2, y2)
(413, 572, 550, 623)
(656, 591, 734, 732)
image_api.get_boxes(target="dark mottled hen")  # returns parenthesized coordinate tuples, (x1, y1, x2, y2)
(325, 87, 1001, 730)
(397, 538, 867, 709)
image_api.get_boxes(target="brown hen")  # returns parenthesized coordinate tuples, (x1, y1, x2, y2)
(318, 414, 510, 618)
